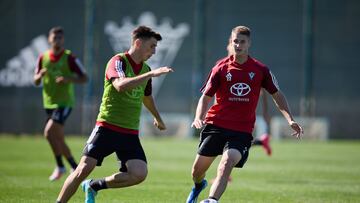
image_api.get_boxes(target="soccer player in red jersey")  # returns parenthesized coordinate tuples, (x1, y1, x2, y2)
(217, 57, 273, 157)
(186, 26, 303, 203)
(33, 26, 88, 181)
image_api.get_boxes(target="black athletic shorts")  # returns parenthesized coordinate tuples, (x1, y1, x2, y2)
(198, 124, 253, 168)
(45, 107, 72, 125)
(83, 126, 147, 172)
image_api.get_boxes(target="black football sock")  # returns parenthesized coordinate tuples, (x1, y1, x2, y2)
(90, 179, 108, 192)
(209, 196, 218, 201)
(55, 155, 65, 168)
(195, 181, 205, 190)
(66, 156, 78, 169)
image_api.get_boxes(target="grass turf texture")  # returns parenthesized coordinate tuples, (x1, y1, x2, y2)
(0, 135, 359, 203)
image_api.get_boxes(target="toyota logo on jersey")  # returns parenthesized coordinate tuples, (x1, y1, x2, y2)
(230, 83, 251, 96)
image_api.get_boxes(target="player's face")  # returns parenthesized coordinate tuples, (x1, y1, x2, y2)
(48, 32, 64, 50)
(139, 37, 158, 61)
(230, 33, 250, 56)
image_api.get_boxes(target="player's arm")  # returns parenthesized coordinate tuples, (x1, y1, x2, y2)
(112, 67, 173, 92)
(33, 56, 47, 86)
(271, 91, 303, 138)
(34, 69, 47, 86)
(191, 94, 212, 129)
(263, 68, 302, 138)
(191, 65, 220, 129)
(143, 95, 166, 130)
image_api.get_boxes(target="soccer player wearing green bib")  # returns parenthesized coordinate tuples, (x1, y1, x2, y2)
(56, 26, 173, 203)
(34, 26, 88, 181)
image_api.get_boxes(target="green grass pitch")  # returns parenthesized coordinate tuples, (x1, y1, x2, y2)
(0, 135, 359, 203)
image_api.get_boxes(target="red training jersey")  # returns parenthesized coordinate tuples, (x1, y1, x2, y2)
(201, 55, 279, 134)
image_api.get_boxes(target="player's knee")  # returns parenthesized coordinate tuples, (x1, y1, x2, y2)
(124, 160, 148, 185)
(73, 164, 91, 180)
(44, 125, 56, 139)
(130, 168, 147, 184)
(133, 173, 147, 184)
(72, 168, 85, 180)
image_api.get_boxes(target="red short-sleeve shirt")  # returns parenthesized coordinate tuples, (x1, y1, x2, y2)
(201, 55, 279, 133)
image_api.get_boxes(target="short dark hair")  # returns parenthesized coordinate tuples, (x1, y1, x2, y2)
(132, 26, 162, 42)
(49, 26, 64, 36)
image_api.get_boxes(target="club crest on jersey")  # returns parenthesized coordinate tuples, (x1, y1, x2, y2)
(226, 72, 232, 81)
(248, 72, 255, 80)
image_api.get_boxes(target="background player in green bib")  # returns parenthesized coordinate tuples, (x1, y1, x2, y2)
(33, 26, 88, 181)
(56, 26, 173, 203)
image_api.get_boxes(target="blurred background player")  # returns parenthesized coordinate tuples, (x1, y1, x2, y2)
(186, 25, 303, 203)
(56, 26, 173, 203)
(33, 26, 88, 181)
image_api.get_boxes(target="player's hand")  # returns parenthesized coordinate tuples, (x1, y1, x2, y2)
(39, 68, 47, 77)
(151, 66, 174, 77)
(55, 76, 71, 84)
(34, 68, 48, 86)
(191, 119, 205, 129)
(289, 121, 303, 139)
(154, 118, 166, 130)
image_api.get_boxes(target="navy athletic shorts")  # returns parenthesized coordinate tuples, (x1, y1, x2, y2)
(83, 126, 147, 172)
(198, 124, 253, 168)
(45, 107, 72, 125)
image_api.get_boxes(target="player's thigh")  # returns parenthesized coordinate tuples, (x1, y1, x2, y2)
(224, 132, 253, 168)
(75, 156, 97, 178)
(44, 119, 64, 140)
(198, 124, 226, 156)
(115, 134, 147, 172)
(83, 126, 117, 166)
(220, 148, 242, 168)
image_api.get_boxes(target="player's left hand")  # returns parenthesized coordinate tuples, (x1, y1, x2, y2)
(151, 66, 174, 77)
(191, 118, 205, 129)
(289, 121, 303, 139)
(154, 118, 166, 130)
